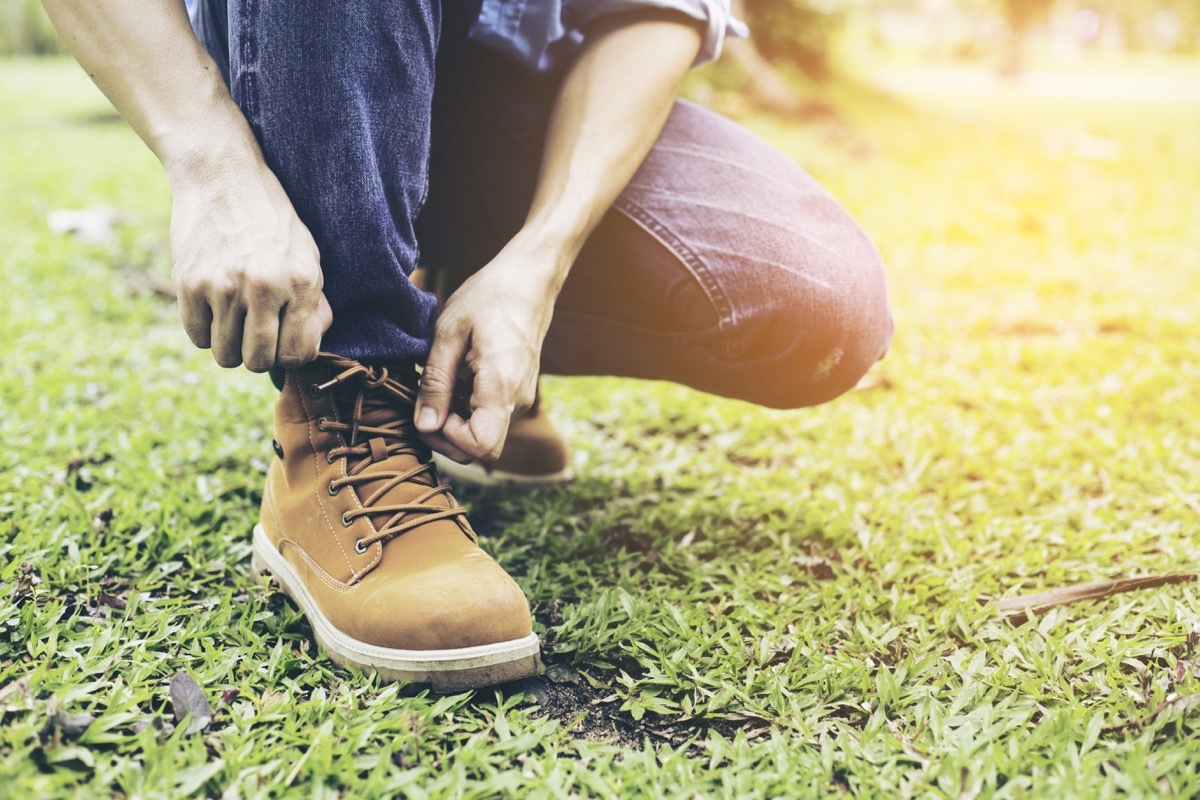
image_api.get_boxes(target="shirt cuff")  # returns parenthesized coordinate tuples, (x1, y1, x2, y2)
(571, 0, 748, 67)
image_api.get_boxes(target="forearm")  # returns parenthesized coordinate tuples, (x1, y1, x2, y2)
(43, 1, 331, 372)
(415, 13, 702, 458)
(41, 0, 265, 185)
(511, 11, 704, 290)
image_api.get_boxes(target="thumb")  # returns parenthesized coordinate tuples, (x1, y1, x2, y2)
(415, 327, 467, 433)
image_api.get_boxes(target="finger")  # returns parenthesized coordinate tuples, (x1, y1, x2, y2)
(209, 302, 246, 369)
(276, 293, 331, 368)
(242, 303, 281, 373)
(415, 323, 468, 434)
(418, 428, 475, 464)
(179, 299, 213, 350)
(443, 403, 512, 462)
(315, 293, 333, 334)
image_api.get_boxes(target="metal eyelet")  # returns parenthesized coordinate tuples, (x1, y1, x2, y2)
(327, 452, 337, 464)
(342, 511, 353, 527)
(354, 538, 368, 554)
(328, 481, 340, 496)
(317, 417, 327, 431)
(309, 383, 322, 398)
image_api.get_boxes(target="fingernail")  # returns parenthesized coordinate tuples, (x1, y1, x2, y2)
(417, 406, 437, 431)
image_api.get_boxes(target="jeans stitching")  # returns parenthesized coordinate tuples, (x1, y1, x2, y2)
(613, 198, 739, 359)
(234, 0, 261, 132)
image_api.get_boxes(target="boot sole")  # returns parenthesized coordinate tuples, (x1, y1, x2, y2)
(432, 452, 574, 488)
(250, 525, 542, 692)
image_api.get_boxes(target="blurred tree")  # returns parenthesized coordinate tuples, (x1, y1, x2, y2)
(998, 0, 1054, 74)
(1, 0, 65, 55)
(737, 0, 846, 77)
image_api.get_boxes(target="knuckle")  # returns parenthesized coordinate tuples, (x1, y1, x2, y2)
(176, 274, 208, 301)
(210, 278, 239, 303)
(290, 270, 319, 293)
(419, 363, 456, 394)
(245, 272, 277, 300)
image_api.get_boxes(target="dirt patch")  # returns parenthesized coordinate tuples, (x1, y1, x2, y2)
(499, 663, 761, 755)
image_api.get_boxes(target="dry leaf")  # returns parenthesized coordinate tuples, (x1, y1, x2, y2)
(169, 672, 213, 735)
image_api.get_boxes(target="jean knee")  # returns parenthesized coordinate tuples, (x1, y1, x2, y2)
(736, 239, 893, 410)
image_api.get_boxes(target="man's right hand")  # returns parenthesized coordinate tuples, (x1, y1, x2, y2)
(169, 167, 332, 373)
(39, 0, 331, 374)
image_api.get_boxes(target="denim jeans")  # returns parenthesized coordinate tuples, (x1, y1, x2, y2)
(204, 0, 893, 409)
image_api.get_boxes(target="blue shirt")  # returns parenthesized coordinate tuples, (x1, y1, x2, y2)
(186, 0, 745, 85)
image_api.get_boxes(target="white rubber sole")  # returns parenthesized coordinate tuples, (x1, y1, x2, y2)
(251, 524, 541, 691)
(432, 452, 574, 488)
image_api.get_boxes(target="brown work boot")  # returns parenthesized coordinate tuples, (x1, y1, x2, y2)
(251, 353, 541, 691)
(433, 394, 573, 487)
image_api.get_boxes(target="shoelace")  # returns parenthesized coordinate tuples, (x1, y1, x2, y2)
(308, 354, 473, 552)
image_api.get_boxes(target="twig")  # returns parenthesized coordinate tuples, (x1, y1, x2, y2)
(997, 573, 1198, 625)
(1103, 692, 1200, 733)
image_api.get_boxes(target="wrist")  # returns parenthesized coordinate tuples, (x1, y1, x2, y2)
(157, 97, 268, 191)
(505, 224, 584, 288)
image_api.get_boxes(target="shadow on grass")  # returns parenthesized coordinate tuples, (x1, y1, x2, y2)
(250, 474, 779, 755)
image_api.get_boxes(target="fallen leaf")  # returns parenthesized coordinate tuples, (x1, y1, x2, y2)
(169, 672, 213, 735)
(544, 665, 583, 686)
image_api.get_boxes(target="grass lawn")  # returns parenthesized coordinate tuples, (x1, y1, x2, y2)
(1, 56, 1198, 797)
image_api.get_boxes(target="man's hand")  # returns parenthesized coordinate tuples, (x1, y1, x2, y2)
(414, 239, 564, 463)
(40, 0, 331, 374)
(412, 13, 702, 462)
(170, 166, 332, 372)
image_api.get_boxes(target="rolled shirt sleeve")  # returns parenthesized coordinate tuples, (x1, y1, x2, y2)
(470, 0, 747, 71)
(566, 0, 748, 67)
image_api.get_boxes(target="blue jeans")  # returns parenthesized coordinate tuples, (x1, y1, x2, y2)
(203, 0, 892, 409)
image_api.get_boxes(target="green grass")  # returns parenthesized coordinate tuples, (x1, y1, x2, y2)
(2, 56, 1199, 798)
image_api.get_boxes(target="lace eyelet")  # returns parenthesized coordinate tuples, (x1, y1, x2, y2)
(317, 417, 327, 431)
(309, 383, 322, 398)
(328, 481, 340, 496)
(354, 538, 368, 554)
(327, 452, 337, 464)
(342, 511, 353, 527)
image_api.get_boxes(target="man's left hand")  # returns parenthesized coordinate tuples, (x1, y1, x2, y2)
(413, 240, 565, 463)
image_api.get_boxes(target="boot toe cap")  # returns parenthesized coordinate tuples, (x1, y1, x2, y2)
(345, 559, 533, 651)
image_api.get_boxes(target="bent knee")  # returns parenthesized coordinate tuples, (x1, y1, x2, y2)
(733, 245, 894, 410)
